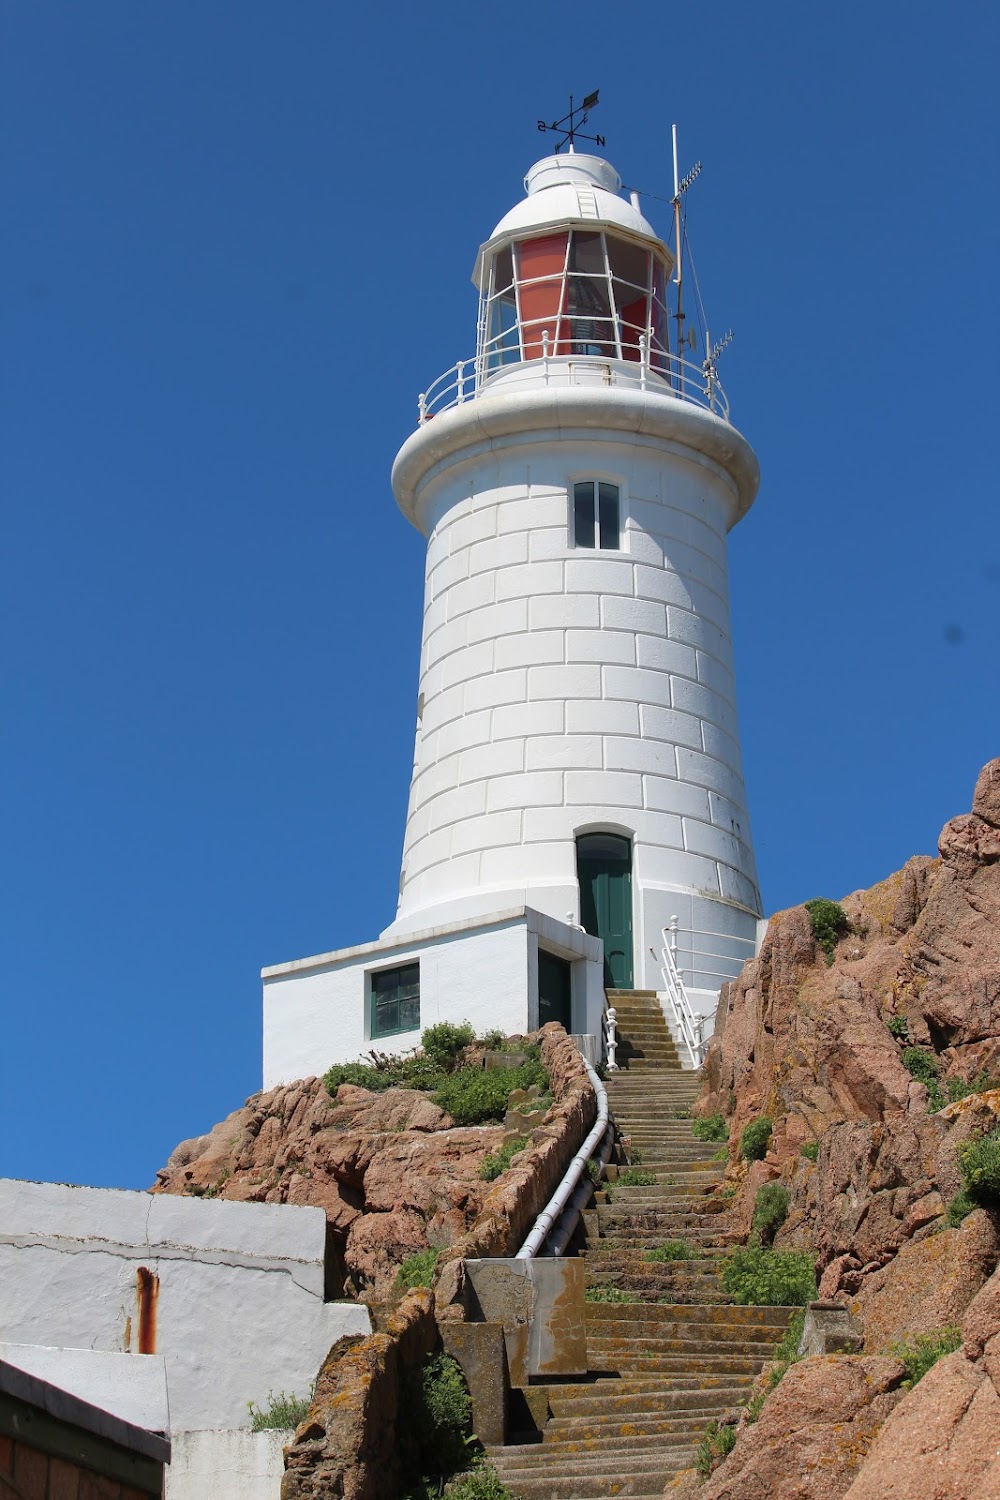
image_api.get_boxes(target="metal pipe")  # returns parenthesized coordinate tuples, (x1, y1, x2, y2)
(543, 1122, 615, 1258)
(516, 1057, 609, 1259)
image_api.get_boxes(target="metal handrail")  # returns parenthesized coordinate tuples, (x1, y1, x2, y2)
(667, 915, 758, 989)
(517, 1057, 609, 1259)
(659, 933, 705, 1069)
(417, 339, 730, 426)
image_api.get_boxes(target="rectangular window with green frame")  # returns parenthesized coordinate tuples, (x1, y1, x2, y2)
(370, 962, 420, 1039)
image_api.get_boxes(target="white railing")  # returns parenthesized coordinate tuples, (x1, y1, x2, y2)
(667, 915, 758, 989)
(417, 338, 730, 426)
(603, 1004, 619, 1072)
(659, 931, 706, 1069)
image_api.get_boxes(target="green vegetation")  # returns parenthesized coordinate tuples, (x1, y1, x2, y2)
(800, 1140, 820, 1162)
(888, 1327, 962, 1389)
(442, 1468, 519, 1500)
(902, 1047, 940, 1083)
(721, 1246, 817, 1306)
(744, 1309, 806, 1424)
(585, 1285, 635, 1303)
(751, 1184, 790, 1247)
(885, 1014, 910, 1042)
(804, 898, 851, 962)
(432, 1048, 547, 1125)
(422, 1022, 476, 1072)
(902, 1048, 945, 1109)
(480, 1029, 506, 1050)
(696, 1419, 737, 1477)
(617, 1167, 657, 1186)
(691, 1112, 728, 1142)
(247, 1387, 313, 1431)
(957, 1127, 1000, 1207)
(946, 1189, 976, 1227)
(946, 1071, 1000, 1104)
(395, 1248, 441, 1292)
(646, 1241, 693, 1262)
(479, 1136, 528, 1182)
(739, 1117, 773, 1163)
(411, 1353, 475, 1479)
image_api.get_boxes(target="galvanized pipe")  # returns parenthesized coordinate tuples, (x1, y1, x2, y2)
(543, 1121, 615, 1258)
(516, 1058, 609, 1259)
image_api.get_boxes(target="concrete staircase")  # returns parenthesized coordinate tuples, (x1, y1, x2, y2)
(488, 991, 792, 1500)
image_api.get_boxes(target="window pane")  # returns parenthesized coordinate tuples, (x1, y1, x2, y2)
(568, 231, 606, 275)
(599, 483, 620, 550)
(606, 237, 649, 288)
(371, 963, 420, 1037)
(574, 482, 596, 548)
(491, 245, 514, 294)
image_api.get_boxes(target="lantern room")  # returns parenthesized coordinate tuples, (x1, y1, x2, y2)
(473, 152, 674, 378)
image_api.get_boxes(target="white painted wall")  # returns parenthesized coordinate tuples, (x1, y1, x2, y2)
(166, 1429, 287, 1500)
(263, 906, 604, 1085)
(387, 416, 761, 987)
(0, 1344, 168, 1435)
(0, 1179, 370, 1432)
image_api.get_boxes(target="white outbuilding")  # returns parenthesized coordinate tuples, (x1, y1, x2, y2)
(263, 146, 763, 1082)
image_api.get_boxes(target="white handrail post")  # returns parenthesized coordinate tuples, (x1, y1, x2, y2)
(669, 914, 679, 963)
(418, 393, 427, 425)
(638, 332, 647, 391)
(457, 360, 465, 404)
(605, 1006, 618, 1072)
(541, 329, 550, 384)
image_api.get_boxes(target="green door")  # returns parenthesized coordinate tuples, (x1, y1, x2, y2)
(537, 949, 572, 1031)
(577, 833, 633, 989)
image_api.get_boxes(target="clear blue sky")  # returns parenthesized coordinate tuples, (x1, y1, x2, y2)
(2, 2, 997, 1189)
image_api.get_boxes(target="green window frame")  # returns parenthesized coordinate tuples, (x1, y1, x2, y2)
(370, 962, 420, 1039)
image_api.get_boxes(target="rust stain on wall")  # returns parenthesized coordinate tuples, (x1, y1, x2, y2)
(136, 1266, 159, 1354)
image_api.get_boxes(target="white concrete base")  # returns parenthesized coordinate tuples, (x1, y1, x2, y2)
(262, 906, 605, 1087)
(165, 1428, 287, 1500)
(0, 1344, 168, 1435)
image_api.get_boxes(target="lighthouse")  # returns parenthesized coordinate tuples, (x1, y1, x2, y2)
(386, 149, 760, 989)
(262, 144, 762, 1084)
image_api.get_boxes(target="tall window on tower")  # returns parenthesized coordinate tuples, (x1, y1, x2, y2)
(574, 481, 620, 550)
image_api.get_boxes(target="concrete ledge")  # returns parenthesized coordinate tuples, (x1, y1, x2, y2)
(464, 1258, 587, 1384)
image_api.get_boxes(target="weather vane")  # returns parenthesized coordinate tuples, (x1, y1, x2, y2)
(537, 90, 604, 153)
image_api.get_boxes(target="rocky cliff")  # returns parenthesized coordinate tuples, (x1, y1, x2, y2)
(687, 759, 1000, 1498)
(154, 1023, 594, 1301)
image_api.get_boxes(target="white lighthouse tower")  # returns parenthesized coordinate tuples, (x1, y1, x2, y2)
(262, 141, 762, 1084)
(385, 148, 761, 999)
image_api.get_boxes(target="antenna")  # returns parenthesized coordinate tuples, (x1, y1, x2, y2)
(537, 91, 605, 153)
(670, 124, 703, 379)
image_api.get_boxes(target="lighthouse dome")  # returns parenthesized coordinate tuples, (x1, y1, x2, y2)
(473, 153, 665, 290)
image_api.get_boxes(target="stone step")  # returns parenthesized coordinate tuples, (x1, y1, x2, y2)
(542, 1413, 721, 1445)
(545, 1382, 752, 1418)
(488, 1447, 696, 1494)
(587, 1308, 791, 1332)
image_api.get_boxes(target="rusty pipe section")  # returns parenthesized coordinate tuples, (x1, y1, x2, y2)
(516, 1058, 609, 1259)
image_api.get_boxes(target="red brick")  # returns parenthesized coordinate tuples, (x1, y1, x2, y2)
(48, 1456, 82, 1499)
(0, 1434, 13, 1475)
(12, 1440, 49, 1500)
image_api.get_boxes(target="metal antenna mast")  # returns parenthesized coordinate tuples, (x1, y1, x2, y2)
(537, 91, 604, 153)
(671, 124, 702, 376)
